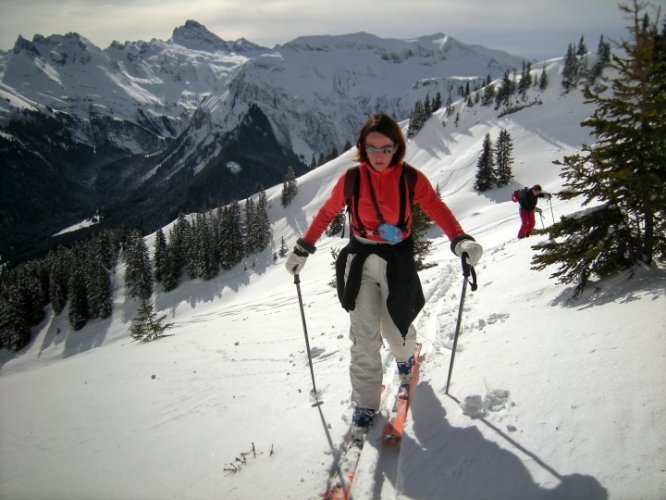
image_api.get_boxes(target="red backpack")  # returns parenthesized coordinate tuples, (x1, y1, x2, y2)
(511, 189, 520, 202)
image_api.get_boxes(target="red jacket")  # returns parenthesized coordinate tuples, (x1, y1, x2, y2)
(302, 161, 464, 247)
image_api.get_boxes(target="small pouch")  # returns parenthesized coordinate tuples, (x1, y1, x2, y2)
(377, 223, 404, 244)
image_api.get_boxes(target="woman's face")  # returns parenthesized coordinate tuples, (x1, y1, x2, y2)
(365, 131, 396, 172)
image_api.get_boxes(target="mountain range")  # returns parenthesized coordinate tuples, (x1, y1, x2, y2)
(0, 20, 525, 264)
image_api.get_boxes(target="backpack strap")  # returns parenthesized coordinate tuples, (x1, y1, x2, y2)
(404, 163, 417, 204)
(344, 167, 366, 237)
(401, 163, 418, 230)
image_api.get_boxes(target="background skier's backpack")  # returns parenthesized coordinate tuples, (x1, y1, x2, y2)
(511, 189, 520, 202)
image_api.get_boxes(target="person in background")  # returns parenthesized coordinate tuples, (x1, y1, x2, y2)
(285, 112, 483, 446)
(517, 184, 552, 239)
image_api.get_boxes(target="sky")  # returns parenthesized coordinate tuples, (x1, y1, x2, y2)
(0, 0, 647, 60)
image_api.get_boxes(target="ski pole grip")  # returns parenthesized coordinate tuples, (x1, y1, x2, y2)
(461, 252, 470, 275)
(461, 253, 478, 292)
(294, 273, 301, 285)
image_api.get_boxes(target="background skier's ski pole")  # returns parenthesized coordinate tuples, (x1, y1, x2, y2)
(445, 253, 477, 395)
(294, 273, 321, 404)
(548, 197, 555, 225)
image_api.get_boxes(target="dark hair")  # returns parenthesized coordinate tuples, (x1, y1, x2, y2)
(532, 184, 543, 192)
(354, 112, 406, 165)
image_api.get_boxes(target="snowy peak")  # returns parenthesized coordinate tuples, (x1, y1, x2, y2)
(203, 31, 525, 161)
(12, 31, 102, 64)
(169, 20, 268, 54)
(170, 20, 231, 52)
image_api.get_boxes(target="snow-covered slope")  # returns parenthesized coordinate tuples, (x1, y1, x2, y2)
(1, 59, 664, 500)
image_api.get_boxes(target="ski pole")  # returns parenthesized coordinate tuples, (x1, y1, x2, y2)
(294, 273, 321, 404)
(548, 198, 555, 225)
(445, 252, 477, 395)
(537, 209, 545, 229)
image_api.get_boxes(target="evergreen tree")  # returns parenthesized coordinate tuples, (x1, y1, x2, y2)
(474, 133, 497, 191)
(153, 228, 168, 284)
(0, 281, 31, 351)
(96, 229, 120, 273)
(539, 65, 549, 90)
(68, 266, 88, 330)
(445, 95, 454, 116)
(590, 35, 612, 82)
(219, 201, 245, 270)
(254, 187, 271, 252)
(326, 210, 346, 237)
(281, 166, 299, 207)
(411, 204, 435, 271)
(130, 299, 174, 343)
(433, 91, 443, 110)
(407, 100, 426, 138)
(577, 35, 588, 56)
(85, 241, 112, 319)
(16, 261, 48, 327)
(518, 61, 533, 97)
(169, 213, 190, 286)
(278, 236, 288, 258)
(481, 83, 496, 106)
(562, 43, 580, 90)
(124, 231, 153, 300)
(495, 69, 516, 108)
(533, 0, 666, 296)
(161, 229, 178, 292)
(494, 129, 514, 187)
(192, 213, 218, 281)
(243, 197, 256, 255)
(48, 247, 70, 315)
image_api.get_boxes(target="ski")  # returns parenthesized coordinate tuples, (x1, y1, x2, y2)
(383, 343, 423, 445)
(323, 385, 386, 499)
(323, 439, 362, 500)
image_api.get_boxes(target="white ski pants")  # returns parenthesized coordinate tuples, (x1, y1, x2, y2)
(348, 253, 417, 410)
